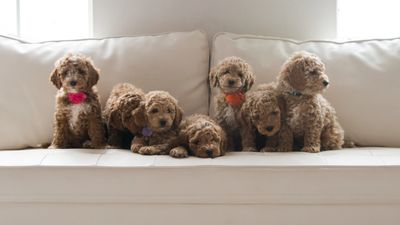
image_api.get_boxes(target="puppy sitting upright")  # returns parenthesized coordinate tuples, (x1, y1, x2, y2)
(277, 51, 344, 152)
(130, 91, 183, 155)
(210, 56, 255, 151)
(240, 83, 293, 152)
(49, 54, 105, 149)
(170, 114, 227, 158)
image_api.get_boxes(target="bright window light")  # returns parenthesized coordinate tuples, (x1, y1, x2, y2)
(0, 0, 92, 42)
(338, 0, 400, 40)
(0, 0, 18, 37)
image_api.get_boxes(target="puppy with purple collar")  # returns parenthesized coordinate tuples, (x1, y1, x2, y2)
(49, 54, 105, 149)
(130, 91, 183, 155)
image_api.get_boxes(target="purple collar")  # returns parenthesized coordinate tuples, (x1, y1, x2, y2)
(141, 127, 153, 137)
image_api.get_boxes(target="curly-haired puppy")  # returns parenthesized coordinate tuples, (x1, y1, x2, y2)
(170, 114, 227, 158)
(240, 83, 293, 152)
(277, 51, 344, 152)
(49, 54, 105, 149)
(103, 83, 145, 149)
(210, 56, 255, 151)
(130, 91, 183, 155)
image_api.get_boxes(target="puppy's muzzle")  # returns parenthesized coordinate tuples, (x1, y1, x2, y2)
(205, 149, 213, 157)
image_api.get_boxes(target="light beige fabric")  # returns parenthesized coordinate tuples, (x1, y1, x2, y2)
(211, 33, 400, 147)
(0, 31, 209, 149)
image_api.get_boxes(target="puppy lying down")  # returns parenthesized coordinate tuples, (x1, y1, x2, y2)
(170, 114, 227, 158)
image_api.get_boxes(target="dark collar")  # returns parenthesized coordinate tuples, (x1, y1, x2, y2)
(288, 91, 302, 97)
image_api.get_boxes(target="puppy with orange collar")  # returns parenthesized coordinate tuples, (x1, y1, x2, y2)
(209, 56, 255, 151)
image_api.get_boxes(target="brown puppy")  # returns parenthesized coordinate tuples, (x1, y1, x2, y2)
(277, 51, 344, 152)
(240, 83, 293, 152)
(103, 83, 145, 149)
(130, 91, 183, 155)
(210, 56, 255, 151)
(49, 54, 105, 149)
(170, 114, 227, 158)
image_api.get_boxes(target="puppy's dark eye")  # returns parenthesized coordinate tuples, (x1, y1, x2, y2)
(309, 70, 319, 76)
(223, 70, 229, 75)
(238, 72, 243, 77)
(271, 111, 279, 116)
(253, 114, 260, 120)
(192, 140, 200, 145)
(151, 108, 159, 114)
(78, 69, 86, 75)
(167, 108, 174, 114)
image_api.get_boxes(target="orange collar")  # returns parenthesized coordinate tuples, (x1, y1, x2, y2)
(224, 92, 245, 107)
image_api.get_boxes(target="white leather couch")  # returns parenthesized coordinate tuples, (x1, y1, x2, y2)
(1, 30, 400, 225)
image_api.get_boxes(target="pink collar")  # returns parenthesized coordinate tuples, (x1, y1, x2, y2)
(67, 92, 87, 104)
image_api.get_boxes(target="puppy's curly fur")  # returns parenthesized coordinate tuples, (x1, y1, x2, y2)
(103, 83, 145, 149)
(277, 51, 344, 152)
(210, 56, 255, 151)
(49, 54, 105, 149)
(240, 83, 293, 152)
(170, 114, 227, 158)
(130, 91, 183, 155)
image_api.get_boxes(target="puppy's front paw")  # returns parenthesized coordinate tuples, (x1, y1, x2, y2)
(260, 147, 276, 152)
(302, 146, 320, 153)
(169, 147, 189, 158)
(242, 147, 257, 152)
(130, 144, 142, 153)
(48, 145, 59, 149)
(138, 146, 159, 155)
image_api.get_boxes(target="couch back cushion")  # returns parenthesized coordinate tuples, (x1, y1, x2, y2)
(0, 31, 209, 149)
(211, 32, 400, 147)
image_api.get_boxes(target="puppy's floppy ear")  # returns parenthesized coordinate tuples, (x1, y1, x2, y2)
(131, 101, 146, 128)
(173, 105, 184, 129)
(108, 108, 123, 130)
(50, 68, 62, 89)
(242, 66, 255, 92)
(209, 67, 219, 88)
(279, 54, 307, 90)
(85, 58, 100, 87)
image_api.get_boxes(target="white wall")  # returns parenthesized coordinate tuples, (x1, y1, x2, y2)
(93, 0, 337, 40)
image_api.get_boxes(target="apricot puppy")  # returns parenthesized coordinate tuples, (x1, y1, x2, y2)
(240, 83, 293, 152)
(209, 56, 255, 151)
(130, 91, 183, 155)
(170, 114, 227, 158)
(277, 51, 344, 152)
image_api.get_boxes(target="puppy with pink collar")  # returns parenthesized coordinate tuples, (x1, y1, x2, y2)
(49, 54, 105, 149)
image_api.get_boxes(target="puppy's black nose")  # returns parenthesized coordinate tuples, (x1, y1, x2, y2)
(228, 79, 235, 86)
(266, 126, 274, 132)
(159, 119, 167, 127)
(323, 80, 329, 86)
(205, 149, 213, 157)
(70, 80, 77, 86)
